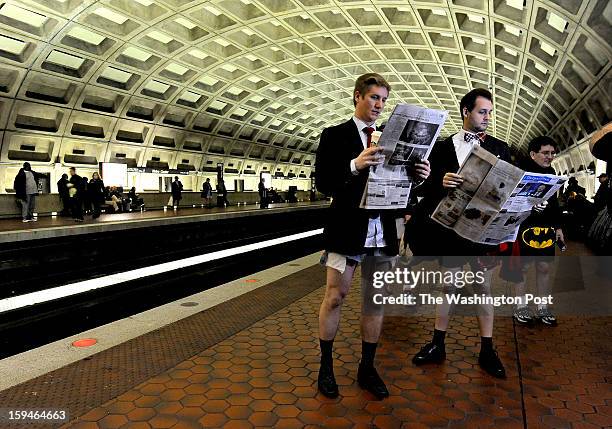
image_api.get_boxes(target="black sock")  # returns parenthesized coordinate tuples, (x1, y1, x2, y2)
(360, 341, 378, 369)
(320, 338, 334, 369)
(432, 329, 446, 347)
(481, 336, 493, 353)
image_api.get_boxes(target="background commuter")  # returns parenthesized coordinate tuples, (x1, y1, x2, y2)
(57, 173, 70, 216)
(171, 176, 183, 209)
(67, 167, 84, 222)
(201, 178, 213, 208)
(88, 172, 105, 219)
(13, 162, 40, 222)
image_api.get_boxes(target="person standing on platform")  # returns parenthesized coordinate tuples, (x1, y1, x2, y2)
(502, 136, 564, 327)
(88, 172, 105, 219)
(57, 173, 70, 216)
(67, 167, 84, 222)
(13, 162, 41, 222)
(171, 176, 183, 210)
(315, 73, 431, 399)
(408, 88, 511, 379)
(593, 173, 609, 212)
(217, 179, 229, 207)
(258, 177, 268, 208)
(201, 178, 213, 208)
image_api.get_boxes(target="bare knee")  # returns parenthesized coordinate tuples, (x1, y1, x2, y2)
(325, 288, 346, 309)
(536, 262, 550, 275)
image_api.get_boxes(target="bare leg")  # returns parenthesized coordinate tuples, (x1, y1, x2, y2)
(319, 264, 356, 340)
(476, 269, 494, 337)
(360, 256, 393, 343)
(434, 266, 462, 331)
(535, 261, 551, 308)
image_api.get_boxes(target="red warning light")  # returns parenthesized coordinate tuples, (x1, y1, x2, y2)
(72, 338, 97, 347)
(245, 279, 259, 283)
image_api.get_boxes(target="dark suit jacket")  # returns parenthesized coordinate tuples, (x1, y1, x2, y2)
(315, 119, 400, 256)
(407, 133, 511, 256)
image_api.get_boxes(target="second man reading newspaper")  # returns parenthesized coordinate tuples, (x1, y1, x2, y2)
(407, 88, 512, 379)
(315, 73, 431, 399)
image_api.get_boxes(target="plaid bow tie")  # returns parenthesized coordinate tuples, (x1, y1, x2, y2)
(464, 132, 486, 144)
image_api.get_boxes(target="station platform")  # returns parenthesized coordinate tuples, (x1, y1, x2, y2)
(0, 248, 609, 429)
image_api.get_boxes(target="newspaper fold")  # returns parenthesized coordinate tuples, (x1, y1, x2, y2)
(431, 145, 567, 244)
(360, 104, 448, 209)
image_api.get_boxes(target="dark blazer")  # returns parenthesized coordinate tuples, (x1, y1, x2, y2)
(407, 133, 511, 256)
(171, 180, 183, 199)
(14, 168, 40, 200)
(315, 119, 400, 256)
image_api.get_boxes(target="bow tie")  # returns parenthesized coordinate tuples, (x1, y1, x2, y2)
(464, 132, 486, 144)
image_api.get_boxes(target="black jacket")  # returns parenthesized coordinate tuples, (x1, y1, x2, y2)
(171, 180, 183, 199)
(14, 168, 40, 200)
(88, 178, 106, 203)
(519, 157, 562, 229)
(407, 133, 511, 256)
(315, 119, 402, 256)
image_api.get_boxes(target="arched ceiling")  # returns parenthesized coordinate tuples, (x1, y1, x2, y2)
(0, 0, 610, 175)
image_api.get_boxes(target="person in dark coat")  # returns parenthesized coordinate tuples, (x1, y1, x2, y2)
(88, 172, 105, 219)
(217, 179, 229, 207)
(314, 73, 430, 399)
(593, 173, 609, 212)
(201, 178, 213, 208)
(57, 173, 70, 216)
(171, 176, 183, 209)
(67, 167, 84, 222)
(13, 162, 40, 222)
(258, 178, 268, 208)
(408, 88, 511, 379)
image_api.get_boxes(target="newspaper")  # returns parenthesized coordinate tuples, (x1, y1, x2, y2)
(431, 145, 567, 244)
(360, 104, 448, 209)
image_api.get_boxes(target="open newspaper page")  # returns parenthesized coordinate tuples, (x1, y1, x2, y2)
(502, 173, 567, 212)
(360, 104, 448, 209)
(432, 146, 567, 244)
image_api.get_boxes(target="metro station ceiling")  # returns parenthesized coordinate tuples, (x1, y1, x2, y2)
(0, 0, 610, 174)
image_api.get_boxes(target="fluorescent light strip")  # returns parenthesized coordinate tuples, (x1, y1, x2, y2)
(0, 229, 323, 314)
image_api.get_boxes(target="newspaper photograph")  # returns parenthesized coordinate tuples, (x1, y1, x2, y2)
(431, 146, 567, 244)
(360, 104, 448, 209)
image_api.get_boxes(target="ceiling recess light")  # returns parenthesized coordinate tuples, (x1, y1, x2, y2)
(175, 17, 196, 29)
(149, 31, 172, 44)
(166, 63, 188, 75)
(547, 12, 567, 33)
(189, 49, 208, 59)
(534, 62, 548, 74)
(145, 80, 170, 93)
(67, 27, 105, 45)
(204, 6, 222, 16)
(467, 14, 484, 23)
(1, 4, 47, 27)
(432, 9, 447, 16)
(504, 24, 522, 36)
(94, 7, 128, 24)
(539, 40, 556, 56)
(503, 47, 518, 56)
(505, 0, 524, 10)
(472, 37, 486, 44)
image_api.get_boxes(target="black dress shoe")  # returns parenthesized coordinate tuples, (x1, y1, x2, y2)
(317, 366, 339, 398)
(357, 366, 389, 399)
(478, 349, 506, 379)
(412, 342, 446, 365)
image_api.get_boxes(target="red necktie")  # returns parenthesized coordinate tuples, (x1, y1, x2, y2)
(363, 127, 375, 148)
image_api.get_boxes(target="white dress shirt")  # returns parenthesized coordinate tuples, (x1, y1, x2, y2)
(346, 116, 386, 249)
(453, 129, 481, 166)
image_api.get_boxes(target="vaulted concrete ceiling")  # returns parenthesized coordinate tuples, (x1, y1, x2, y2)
(0, 0, 610, 175)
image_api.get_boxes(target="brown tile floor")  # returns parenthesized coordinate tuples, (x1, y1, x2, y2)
(50, 266, 610, 429)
